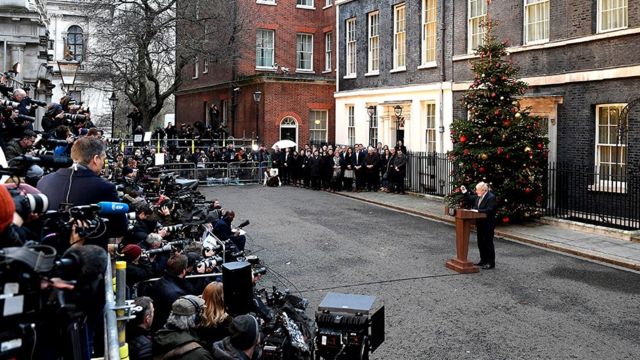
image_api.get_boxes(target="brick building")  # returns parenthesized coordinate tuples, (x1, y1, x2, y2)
(176, 0, 336, 148)
(335, 0, 640, 227)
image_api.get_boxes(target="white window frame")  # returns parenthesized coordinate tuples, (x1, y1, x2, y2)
(345, 18, 357, 78)
(524, 0, 550, 45)
(598, 0, 628, 33)
(424, 102, 436, 152)
(421, 0, 437, 66)
(467, 0, 487, 53)
(368, 106, 378, 147)
(256, 29, 275, 69)
(192, 57, 199, 79)
(593, 103, 627, 192)
(347, 105, 356, 146)
(325, 0, 333, 8)
(203, 56, 209, 74)
(296, 33, 314, 72)
(309, 110, 328, 145)
(257, 0, 277, 5)
(393, 3, 406, 71)
(297, 0, 315, 10)
(367, 11, 380, 75)
(324, 32, 332, 72)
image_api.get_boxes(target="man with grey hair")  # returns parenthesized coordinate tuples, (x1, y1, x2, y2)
(462, 181, 497, 269)
(37, 136, 127, 249)
(154, 295, 213, 360)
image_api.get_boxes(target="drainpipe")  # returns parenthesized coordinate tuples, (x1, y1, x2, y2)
(438, 0, 447, 153)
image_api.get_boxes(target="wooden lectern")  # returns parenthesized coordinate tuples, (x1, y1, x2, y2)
(446, 209, 487, 274)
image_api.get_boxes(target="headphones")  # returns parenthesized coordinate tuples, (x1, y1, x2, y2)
(181, 296, 203, 325)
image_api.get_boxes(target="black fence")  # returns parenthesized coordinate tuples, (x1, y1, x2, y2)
(404, 152, 640, 230)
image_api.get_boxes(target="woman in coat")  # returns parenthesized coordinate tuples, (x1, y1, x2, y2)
(391, 149, 407, 194)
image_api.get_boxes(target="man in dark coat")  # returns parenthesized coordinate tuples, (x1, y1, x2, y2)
(363, 146, 380, 192)
(213, 210, 246, 252)
(146, 254, 195, 332)
(353, 144, 366, 191)
(463, 182, 497, 269)
(126, 296, 154, 360)
(309, 150, 322, 190)
(211, 315, 261, 360)
(37, 136, 127, 250)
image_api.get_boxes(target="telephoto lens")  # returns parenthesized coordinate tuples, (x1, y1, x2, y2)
(10, 191, 49, 220)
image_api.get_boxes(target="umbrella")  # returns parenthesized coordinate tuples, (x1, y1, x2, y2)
(272, 139, 297, 149)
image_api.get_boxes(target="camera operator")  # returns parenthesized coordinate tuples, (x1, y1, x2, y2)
(37, 136, 127, 249)
(213, 210, 246, 252)
(146, 254, 198, 332)
(5, 129, 44, 184)
(121, 244, 155, 288)
(52, 125, 75, 157)
(41, 103, 65, 133)
(123, 205, 159, 246)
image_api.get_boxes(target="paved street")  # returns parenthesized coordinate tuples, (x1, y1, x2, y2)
(204, 185, 640, 360)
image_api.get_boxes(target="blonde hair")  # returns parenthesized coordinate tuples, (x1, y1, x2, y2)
(201, 282, 229, 327)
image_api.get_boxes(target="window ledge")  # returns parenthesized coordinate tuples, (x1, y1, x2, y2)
(192, 76, 199, 80)
(390, 67, 406, 74)
(256, 1, 277, 5)
(322, 69, 332, 74)
(322, 5, 333, 10)
(598, 26, 628, 34)
(364, 71, 379, 77)
(417, 62, 437, 70)
(588, 183, 627, 194)
(296, 5, 316, 10)
(524, 39, 549, 46)
(256, 67, 277, 72)
(343, 74, 357, 79)
(296, 69, 315, 73)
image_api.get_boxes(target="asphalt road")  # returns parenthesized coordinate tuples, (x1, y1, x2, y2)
(203, 185, 640, 360)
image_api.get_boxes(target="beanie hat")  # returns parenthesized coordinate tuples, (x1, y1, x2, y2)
(230, 314, 259, 351)
(121, 244, 142, 262)
(171, 295, 204, 316)
(0, 186, 15, 233)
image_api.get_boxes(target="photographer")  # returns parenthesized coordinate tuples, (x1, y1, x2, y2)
(121, 244, 155, 288)
(5, 129, 44, 184)
(213, 210, 246, 252)
(52, 125, 75, 157)
(126, 296, 155, 360)
(123, 205, 159, 246)
(41, 103, 65, 133)
(37, 136, 127, 249)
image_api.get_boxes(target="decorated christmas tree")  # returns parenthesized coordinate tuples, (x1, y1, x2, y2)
(445, 23, 549, 224)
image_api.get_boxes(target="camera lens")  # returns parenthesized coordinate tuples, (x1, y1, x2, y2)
(26, 193, 49, 214)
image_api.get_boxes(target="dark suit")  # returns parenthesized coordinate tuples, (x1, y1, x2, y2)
(353, 150, 366, 190)
(37, 166, 127, 250)
(469, 191, 497, 266)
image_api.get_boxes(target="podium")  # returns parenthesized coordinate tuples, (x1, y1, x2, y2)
(446, 209, 486, 274)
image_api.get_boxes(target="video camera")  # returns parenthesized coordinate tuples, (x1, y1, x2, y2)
(142, 239, 190, 257)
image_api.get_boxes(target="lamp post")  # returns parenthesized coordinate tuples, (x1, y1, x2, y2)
(394, 104, 403, 144)
(57, 59, 80, 93)
(253, 89, 262, 144)
(109, 92, 119, 138)
(367, 105, 376, 147)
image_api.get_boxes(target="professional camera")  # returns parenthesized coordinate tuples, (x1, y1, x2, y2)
(142, 239, 190, 257)
(195, 256, 223, 273)
(8, 188, 49, 220)
(162, 224, 184, 233)
(63, 113, 87, 123)
(0, 98, 19, 108)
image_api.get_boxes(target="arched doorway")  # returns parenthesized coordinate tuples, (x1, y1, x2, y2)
(280, 117, 298, 145)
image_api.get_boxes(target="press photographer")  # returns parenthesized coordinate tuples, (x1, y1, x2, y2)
(37, 136, 127, 249)
(4, 129, 44, 184)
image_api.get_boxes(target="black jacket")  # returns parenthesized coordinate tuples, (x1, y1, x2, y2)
(211, 337, 257, 360)
(127, 325, 153, 360)
(37, 166, 127, 249)
(154, 327, 213, 360)
(146, 272, 196, 332)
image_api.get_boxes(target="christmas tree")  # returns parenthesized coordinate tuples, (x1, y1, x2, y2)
(445, 22, 549, 224)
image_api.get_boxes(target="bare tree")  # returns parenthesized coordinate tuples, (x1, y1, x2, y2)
(84, 0, 249, 130)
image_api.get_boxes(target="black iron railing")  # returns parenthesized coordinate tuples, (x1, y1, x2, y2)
(404, 153, 640, 230)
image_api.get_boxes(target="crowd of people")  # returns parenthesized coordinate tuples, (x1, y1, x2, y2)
(267, 141, 409, 194)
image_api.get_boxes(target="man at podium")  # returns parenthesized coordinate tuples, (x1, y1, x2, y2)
(461, 182, 497, 269)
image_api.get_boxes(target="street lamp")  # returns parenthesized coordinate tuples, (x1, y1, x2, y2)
(253, 89, 262, 143)
(367, 106, 376, 146)
(109, 92, 119, 138)
(394, 105, 403, 143)
(57, 59, 80, 93)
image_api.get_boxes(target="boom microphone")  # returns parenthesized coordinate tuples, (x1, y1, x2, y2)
(58, 244, 108, 279)
(96, 201, 129, 215)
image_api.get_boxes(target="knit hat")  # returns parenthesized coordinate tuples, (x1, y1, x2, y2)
(171, 295, 204, 316)
(121, 244, 142, 262)
(229, 314, 260, 351)
(0, 186, 15, 233)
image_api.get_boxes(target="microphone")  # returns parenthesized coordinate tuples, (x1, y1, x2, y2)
(58, 244, 108, 279)
(11, 155, 73, 169)
(96, 201, 129, 215)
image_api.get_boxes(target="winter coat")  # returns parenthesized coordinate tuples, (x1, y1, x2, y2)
(211, 337, 255, 360)
(154, 327, 213, 360)
(127, 325, 153, 360)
